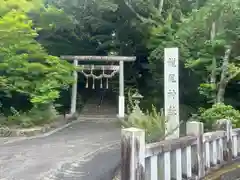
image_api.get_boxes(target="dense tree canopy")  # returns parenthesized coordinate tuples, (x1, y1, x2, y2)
(0, 0, 74, 126)
(0, 0, 240, 128)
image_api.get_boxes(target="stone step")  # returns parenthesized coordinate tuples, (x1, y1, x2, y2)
(79, 95, 118, 118)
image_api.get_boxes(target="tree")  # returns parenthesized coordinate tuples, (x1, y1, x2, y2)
(44, 0, 151, 100)
(1, 0, 239, 127)
(0, 0, 73, 111)
(177, 0, 240, 104)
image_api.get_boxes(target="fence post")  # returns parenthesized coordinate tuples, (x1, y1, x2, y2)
(216, 119, 233, 162)
(225, 119, 233, 162)
(121, 127, 145, 180)
(186, 121, 204, 179)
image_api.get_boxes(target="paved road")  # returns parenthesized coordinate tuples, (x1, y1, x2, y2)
(219, 160, 240, 180)
(204, 159, 240, 180)
(0, 120, 121, 180)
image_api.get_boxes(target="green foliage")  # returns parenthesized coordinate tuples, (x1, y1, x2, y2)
(122, 93, 166, 143)
(177, 0, 240, 103)
(122, 105, 166, 143)
(0, 0, 75, 126)
(0, 0, 43, 15)
(125, 88, 138, 114)
(34, 6, 74, 30)
(0, 104, 58, 128)
(0, 1, 74, 107)
(1, 0, 240, 128)
(198, 103, 240, 131)
(198, 83, 216, 100)
(146, 0, 240, 109)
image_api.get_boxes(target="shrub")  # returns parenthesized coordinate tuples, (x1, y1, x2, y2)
(121, 92, 167, 143)
(122, 105, 166, 143)
(198, 103, 240, 131)
(1, 104, 58, 128)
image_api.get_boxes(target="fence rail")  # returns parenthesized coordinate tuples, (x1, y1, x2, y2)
(121, 120, 240, 180)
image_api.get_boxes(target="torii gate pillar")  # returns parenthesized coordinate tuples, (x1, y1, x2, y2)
(70, 59, 78, 115)
(118, 60, 125, 118)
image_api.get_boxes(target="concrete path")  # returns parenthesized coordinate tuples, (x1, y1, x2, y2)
(217, 160, 240, 180)
(204, 159, 240, 180)
(0, 119, 121, 180)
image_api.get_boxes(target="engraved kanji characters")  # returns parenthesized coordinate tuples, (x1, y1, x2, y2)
(167, 57, 177, 67)
(168, 74, 177, 83)
(167, 105, 177, 116)
(167, 89, 176, 99)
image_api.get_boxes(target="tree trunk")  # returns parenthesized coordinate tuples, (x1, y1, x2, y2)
(210, 22, 217, 102)
(158, 0, 164, 14)
(216, 80, 227, 103)
(216, 48, 231, 103)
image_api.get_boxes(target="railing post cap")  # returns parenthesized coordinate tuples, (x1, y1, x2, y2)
(216, 118, 231, 124)
(122, 127, 144, 132)
(186, 121, 204, 136)
(187, 121, 203, 125)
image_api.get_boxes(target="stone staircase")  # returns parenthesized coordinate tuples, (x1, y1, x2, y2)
(79, 93, 118, 119)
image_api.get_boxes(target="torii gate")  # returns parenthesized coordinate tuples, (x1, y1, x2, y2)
(61, 55, 136, 118)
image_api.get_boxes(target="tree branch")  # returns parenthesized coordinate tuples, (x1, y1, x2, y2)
(122, 0, 156, 24)
(159, 0, 164, 14)
(122, 0, 145, 22)
(220, 48, 232, 79)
